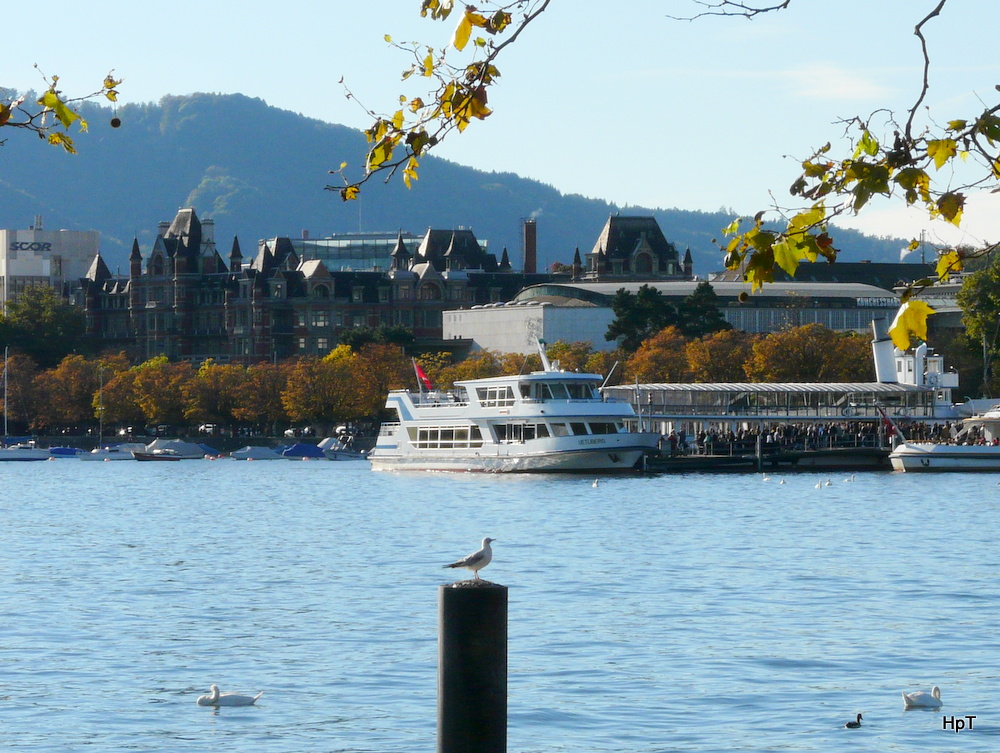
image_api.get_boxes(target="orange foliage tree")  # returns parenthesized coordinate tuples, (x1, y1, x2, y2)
(625, 326, 691, 383)
(686, 330, 760, 382)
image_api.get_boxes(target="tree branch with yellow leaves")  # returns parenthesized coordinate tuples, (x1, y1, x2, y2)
(329, 0, 550, 201)
(1, 69, 123, 153)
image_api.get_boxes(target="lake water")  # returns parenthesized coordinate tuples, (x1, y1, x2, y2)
(1, 461, 998, 752)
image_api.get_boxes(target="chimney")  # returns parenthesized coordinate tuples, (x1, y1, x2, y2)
(522, 218, 537, 274)
(302, 230, 310, 240)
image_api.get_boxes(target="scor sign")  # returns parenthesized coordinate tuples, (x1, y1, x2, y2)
(9, 242, 53, 252)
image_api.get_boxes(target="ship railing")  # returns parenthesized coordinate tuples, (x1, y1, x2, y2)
(378, 422, 400, 437)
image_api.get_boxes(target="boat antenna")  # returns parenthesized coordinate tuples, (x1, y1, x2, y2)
(600, 361, 621, 391)
(537, 338, 553, 372)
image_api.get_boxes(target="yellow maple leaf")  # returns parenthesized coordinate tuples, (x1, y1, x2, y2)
(936, 249, 962, 281)
(451, 12, 473, 51)
(888, 300, 935, 350)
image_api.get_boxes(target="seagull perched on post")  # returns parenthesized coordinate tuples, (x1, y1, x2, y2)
(444, 537, 495, 580)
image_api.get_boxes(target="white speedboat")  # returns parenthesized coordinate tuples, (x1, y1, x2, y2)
(889, 442, 1000, 472)
(80, 442, 148, 461)
(0, 441, 51, 461)
(318, 435, 367, 461)
(230, 445, 285, 460)
(890, 403, 1000, 472)
(369, 341, 660, 473)
(132, 439, 206, 461)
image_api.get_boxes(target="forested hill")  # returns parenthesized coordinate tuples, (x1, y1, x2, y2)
(0, 91, 904, 275)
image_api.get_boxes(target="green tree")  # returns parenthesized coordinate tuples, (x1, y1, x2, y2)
(1, 285, 88, 369)
(679, 282, 731, 339)
(606, 285, 681, 353)
(956, 255, 1000, 392)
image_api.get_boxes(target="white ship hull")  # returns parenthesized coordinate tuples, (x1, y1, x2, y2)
(889, 442, 1000, 472)
(369, 436, 656, 473)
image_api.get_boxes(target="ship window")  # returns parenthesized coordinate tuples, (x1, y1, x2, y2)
(570, 422, 588, 435)
(567, 383, 597, 399)
(495, 422, 549, 444)
(588, 422, 620, 435)
(410, 425, 484, 449)
(545, 383, 570, 400)
(477, 386, 516, 407)
(550, 423, 570, 437)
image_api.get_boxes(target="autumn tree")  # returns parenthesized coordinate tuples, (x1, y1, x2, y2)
(183, 360, 247, 426)
(585, 349, 627, 385)
(100, 365, 145, 428)
(745, 324, 853, 382)
(686, 329, 759, 382)
(498, 350, 541, 376)
(130, 357, 195, 426)
(541, 341, 593, 373)
(625, 326, 690, 383)
(282, 355, 362, 427)
(1, 352, 39, 434)
(233, 362, 289, 433)
(825, 332, 877, 383)
(437, 349, 503, 388)
(353, 343, 414, 416)
(31, 354, 100, 432)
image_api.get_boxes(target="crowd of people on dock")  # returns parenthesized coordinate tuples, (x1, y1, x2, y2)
(658, 418, 996, 456)
(660, 421, 888, 457)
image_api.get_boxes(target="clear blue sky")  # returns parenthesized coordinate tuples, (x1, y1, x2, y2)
(8, 1, 1000, 255)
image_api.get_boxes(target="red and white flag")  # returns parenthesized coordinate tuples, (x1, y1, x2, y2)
(413, 360, 433, 391)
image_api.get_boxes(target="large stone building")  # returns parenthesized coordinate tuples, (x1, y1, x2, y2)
(581, 215, 693, 280)
(81, 208, 549, 363)
(1, 216, 99, 309)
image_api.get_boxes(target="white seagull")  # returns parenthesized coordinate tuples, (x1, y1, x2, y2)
(902, 686, 942, 709)
(196, 684, 263, 707)
(444, 537, 495, 580)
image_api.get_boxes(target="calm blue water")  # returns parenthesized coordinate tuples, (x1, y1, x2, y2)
(1, 461, 998, 752)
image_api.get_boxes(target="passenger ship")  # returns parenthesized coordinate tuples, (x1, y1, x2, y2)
(369, 343, 660, 472)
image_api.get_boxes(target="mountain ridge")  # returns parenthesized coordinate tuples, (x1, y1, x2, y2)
(0, 91, 906, 275)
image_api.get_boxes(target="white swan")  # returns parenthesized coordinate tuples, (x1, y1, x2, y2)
(902, 686, 942, 709)
(197, 684, 263, 707)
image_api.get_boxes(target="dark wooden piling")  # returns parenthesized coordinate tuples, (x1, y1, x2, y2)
(438, 581, 507, 753)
